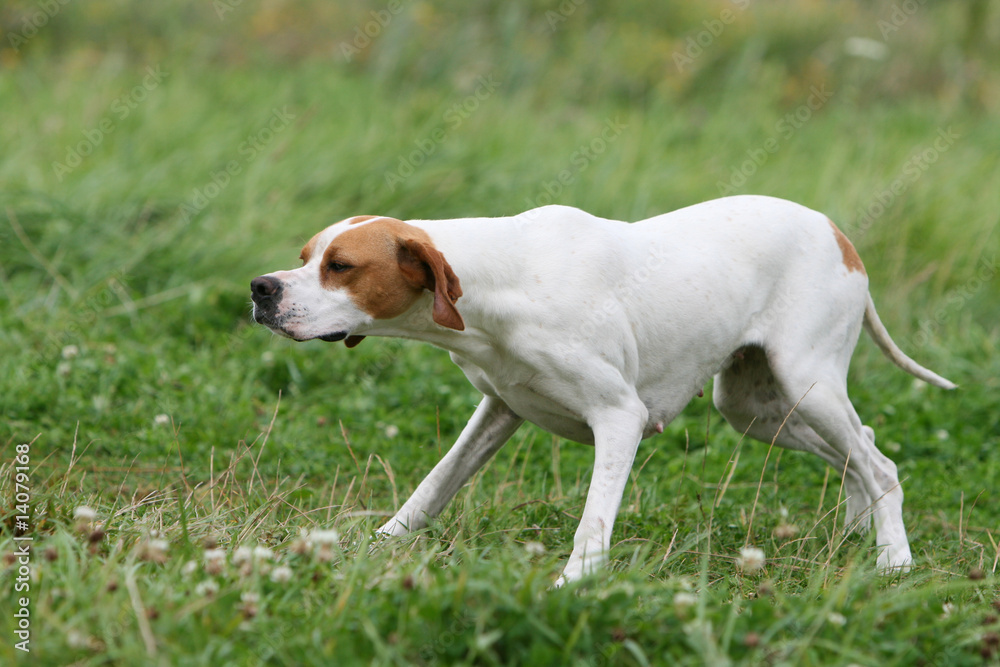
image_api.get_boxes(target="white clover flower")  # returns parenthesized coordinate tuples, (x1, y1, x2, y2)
(290, 531, 312, 556)
(139, 538, 169, 564)
(238, 591, 260, 618)
(233, 545, 275, 575)
(232, 546, 253, 566)
(843, 37, 889, 61)
(270, 565, 293, 583)
(61, 345, 79, 360)
(384, 424, 400, 438)
(309, 529, 340, 545)
(736, 547, 766, 573)
(204, 548, 227, 575)
(154, 414, 170, 426)
(195, 580, 219, 597)
(773, 522, 799, 540)
(252, 546, 274, 561)
(674, 592, 697, 616)
(828, 612, 847, 627)
(149, 539, 169, 553)
(182, 560, 198, 576)
(204, 548, 226, 563)
(524, 541, 546, 556)
(74, 506, 97, 521)
(66, 629, 89, 649)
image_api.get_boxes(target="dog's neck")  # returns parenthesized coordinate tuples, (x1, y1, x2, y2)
(353, 218, 515, 357)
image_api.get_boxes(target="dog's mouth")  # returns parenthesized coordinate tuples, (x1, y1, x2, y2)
(252, 311, 287, 334)
(318, 331, 366, 347)
(253, 314, 362, 347)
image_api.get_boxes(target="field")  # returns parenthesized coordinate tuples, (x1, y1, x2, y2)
(2, 0, 999, 664)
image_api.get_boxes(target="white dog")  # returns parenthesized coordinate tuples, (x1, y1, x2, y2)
(251, 195, 954, 583)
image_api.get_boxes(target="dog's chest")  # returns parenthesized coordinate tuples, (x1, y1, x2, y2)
(448, 351, 596, 444)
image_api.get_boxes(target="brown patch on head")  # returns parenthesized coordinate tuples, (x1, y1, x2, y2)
(299, 231, 322, 264)
(828, 219, 866, 275)
(300, 217, 388, 264)
(319, 218, 464, 330)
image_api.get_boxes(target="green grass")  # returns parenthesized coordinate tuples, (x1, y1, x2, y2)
(2, 1, 1000, 664)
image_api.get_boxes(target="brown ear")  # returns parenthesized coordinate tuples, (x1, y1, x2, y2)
(397, 239, 464, 331)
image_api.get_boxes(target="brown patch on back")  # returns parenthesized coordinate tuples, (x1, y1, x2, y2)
(828, 219, 866, 275)
(319, 218, 464, 329)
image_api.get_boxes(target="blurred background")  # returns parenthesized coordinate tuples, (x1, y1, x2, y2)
(2, 8, 998, 663)
(1, 0, 997, 473)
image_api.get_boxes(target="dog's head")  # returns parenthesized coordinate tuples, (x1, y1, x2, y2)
(250, 216, 463, 346)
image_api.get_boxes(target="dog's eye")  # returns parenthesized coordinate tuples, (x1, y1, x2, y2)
(328, 261, 352, 273)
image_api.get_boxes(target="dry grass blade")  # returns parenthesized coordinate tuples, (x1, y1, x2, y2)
(125, 567, 158, 658)
(7, 206, 78, 299)
(744, 383, 815, 548)
(249, 391, 282, 496)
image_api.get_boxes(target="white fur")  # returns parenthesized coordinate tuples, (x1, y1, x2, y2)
(254, 195, 955, 583)
(257, 226, 373, 341)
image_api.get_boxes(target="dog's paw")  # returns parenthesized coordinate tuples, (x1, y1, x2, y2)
(367, 528, 396, 555)
(876, 545, 913, 575)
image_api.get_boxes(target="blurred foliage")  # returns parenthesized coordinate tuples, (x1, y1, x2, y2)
(1, 0, 999, 110)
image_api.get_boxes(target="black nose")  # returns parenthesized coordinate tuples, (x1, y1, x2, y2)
(250, 275, 282, 303)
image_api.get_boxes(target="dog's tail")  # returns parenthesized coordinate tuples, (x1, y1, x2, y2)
(863, 293, 957, 389)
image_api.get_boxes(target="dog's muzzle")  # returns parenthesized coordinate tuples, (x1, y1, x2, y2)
(249, 275, 355, 344)
(250, 275, 283, 324)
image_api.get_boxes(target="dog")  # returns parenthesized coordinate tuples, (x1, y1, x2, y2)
(250, 195, 955, 584)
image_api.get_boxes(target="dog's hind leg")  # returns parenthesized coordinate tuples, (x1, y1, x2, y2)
(767, 350, 912, 573)
(713, 346, 874, 533)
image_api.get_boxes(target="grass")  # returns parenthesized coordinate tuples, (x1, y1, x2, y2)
(2, 0, 1000, 664)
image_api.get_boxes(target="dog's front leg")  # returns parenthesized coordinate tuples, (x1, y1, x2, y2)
(556, 405, 646, 586)
(377, 395, 524, 537)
